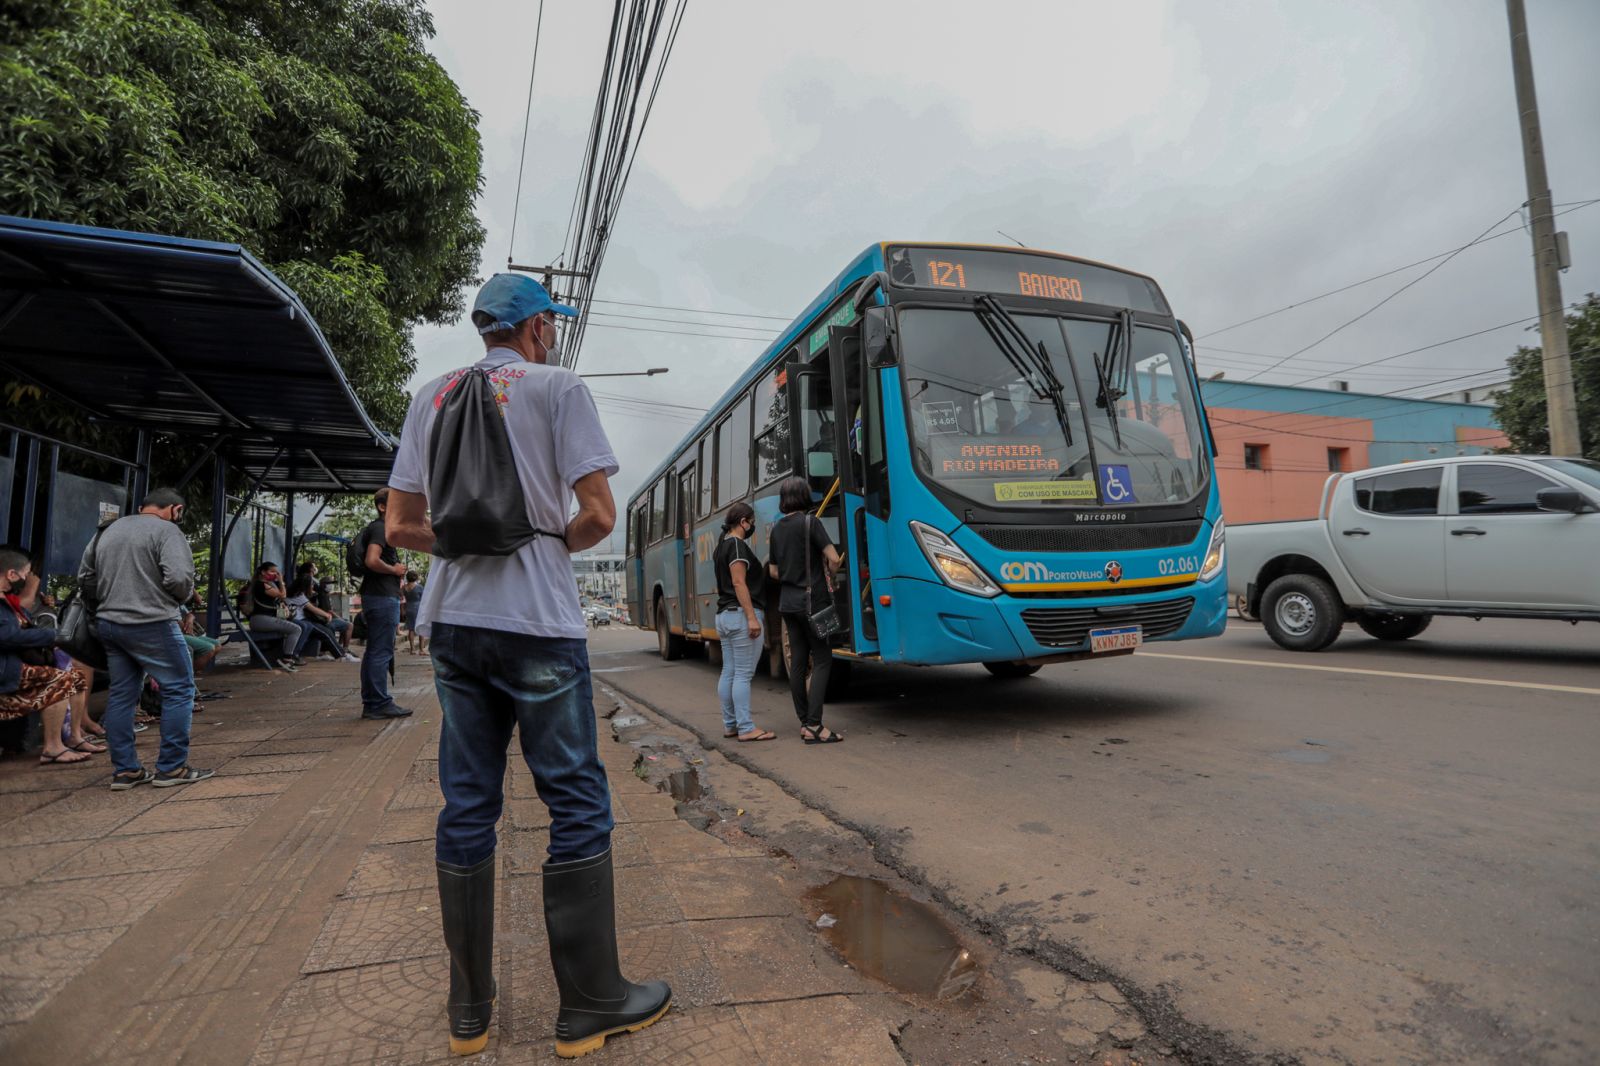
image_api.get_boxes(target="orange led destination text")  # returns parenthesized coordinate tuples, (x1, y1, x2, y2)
(1017, 271, 1084, 301)
(940, 442, 1061, 475)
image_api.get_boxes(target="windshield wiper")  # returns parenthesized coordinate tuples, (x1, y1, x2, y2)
(1092, 309, 1135, 449)
(972, 294, 1073, 447)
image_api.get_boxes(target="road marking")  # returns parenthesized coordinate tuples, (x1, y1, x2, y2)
(1136, 651, 1600, 696)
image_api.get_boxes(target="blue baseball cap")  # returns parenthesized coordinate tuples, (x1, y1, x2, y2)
(471, 273, 578, 334)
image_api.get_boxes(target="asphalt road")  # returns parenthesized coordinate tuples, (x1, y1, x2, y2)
(587, 616, 1599, 1064)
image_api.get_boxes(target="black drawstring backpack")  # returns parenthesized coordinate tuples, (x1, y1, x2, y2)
(427, 367, 564, 559)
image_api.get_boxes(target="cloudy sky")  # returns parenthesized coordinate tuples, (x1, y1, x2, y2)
(413, 0, 1600, 534)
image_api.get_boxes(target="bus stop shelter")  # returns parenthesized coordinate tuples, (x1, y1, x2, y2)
(0, 213, 398, 660)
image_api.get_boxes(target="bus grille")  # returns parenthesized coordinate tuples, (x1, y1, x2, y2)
(1021, 597, 1195, 648)
(970, 521, 1202, 553)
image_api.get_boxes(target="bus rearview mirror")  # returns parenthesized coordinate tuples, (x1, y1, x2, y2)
(863, 306, 896, 368)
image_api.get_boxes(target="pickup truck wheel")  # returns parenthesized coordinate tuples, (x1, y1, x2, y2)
(1356, 612, 1432, 641)
(1261, 574, 1344, 651)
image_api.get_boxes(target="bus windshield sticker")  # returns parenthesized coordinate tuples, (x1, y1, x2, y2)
(922, 401, 960, 435)
(1098, 464, 1136, 504)
(993, 479, 1096, 503)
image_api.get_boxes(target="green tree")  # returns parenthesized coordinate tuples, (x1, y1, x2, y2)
(0, 0, 485, 433)
(1494, 294, 1600, 460)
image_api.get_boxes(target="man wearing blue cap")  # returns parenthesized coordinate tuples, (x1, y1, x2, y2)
(386, 274, 669, 1058)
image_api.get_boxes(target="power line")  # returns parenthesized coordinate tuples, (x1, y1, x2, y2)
(1198, 197, 1599, 342)
(587, 309, 778, 333)
(589, 390, 706, 413)
(1239, 209, 1522, 381)
(506, 0, 546, 260)
(586, 296, 792, 322)
(583, 320, 774, 342)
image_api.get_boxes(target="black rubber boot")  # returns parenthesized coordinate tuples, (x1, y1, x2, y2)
(543, 848, 672, 1058)
(437, 853, 497, 1056)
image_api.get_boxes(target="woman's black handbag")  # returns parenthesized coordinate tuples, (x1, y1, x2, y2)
(57, 592, 106, 670)
(58, 524, 110, 669)
(804, 516, 845, 641)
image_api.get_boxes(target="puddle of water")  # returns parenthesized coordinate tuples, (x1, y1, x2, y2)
(664, 768, 702, 802)
(805, 875, 979, 999)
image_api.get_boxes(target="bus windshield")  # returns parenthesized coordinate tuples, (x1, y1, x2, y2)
(900, 307, 1207, 509)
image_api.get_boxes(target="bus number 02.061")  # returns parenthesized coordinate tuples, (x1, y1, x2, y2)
(927, 260, 967, 288)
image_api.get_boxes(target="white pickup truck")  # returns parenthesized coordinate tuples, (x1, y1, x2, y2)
(1228, 454, 1600, 650)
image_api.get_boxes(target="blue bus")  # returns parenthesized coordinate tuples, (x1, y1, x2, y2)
(624, 243, 1226, 692)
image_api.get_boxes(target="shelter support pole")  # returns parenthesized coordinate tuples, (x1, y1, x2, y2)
(18, 437, 39, 550)
(285, 493, 296, 570)
(132, 431, 151, 508)
(207, 455, 226, 639)
(36, 444, 58, 582)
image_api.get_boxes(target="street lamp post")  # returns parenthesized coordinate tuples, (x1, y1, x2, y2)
(579, 368, 670, 378)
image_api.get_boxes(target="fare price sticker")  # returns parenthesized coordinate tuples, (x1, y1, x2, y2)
(992, 479, 1097, 503)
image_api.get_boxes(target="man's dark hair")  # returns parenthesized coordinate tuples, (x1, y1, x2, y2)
(143, 487, 185, 510)
(0, 545, 32, 576)
(374, 486, 390, 511)
(405, 570, 419, 581)
(777, 476, 812, 515)
(257, 560, 279, 575)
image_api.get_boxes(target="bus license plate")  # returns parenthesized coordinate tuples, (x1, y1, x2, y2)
(1089, 625, 1142, 653)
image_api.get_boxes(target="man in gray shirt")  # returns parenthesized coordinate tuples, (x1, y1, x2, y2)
(79, 486, 213, 790)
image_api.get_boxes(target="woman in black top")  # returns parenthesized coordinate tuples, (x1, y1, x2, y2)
(765, 477, 844, 743)
(712, 502, 774, 742)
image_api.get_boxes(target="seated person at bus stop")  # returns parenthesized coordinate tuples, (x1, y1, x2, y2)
(246, 561, 307, 668)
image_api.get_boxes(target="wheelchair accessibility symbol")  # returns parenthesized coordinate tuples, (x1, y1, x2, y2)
(1098, 464, 1135, 504)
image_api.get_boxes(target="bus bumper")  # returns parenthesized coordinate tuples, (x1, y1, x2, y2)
(885, 573, 1228, 666)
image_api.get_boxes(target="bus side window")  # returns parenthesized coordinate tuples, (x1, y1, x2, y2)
(696, 438, 713, 517)
(863, 364, 890, 517)
(753, 360, 792, 487)
(649, 479, 665, 543)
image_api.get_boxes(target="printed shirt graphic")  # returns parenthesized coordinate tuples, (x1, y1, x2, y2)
(388, 348, 618, 639)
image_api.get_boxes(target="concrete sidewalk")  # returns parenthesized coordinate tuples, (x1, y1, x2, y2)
(0, 653, 905, 1065)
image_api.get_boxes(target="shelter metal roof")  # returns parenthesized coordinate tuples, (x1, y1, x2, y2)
(0, 213, 396, 493)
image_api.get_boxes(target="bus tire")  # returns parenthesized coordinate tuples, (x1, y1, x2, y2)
(705, 638, 723, 667)
(983, 661, 1041, 679)
(1260, 574, 1344, 652)
(656, 599, 683, 661)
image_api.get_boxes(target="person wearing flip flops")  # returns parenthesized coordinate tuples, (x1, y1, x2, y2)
(0, 546, 94, 767)
(767, 477, 845, 744)
(712, 503, 775, 743)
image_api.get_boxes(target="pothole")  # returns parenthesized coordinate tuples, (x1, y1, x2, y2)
(663, 767, 702, 802)
(806, 874, 980, 1000)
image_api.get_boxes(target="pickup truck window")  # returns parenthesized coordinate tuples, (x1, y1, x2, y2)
(1354, 467, 1442, 516)
(1457, 464, 1560, 515)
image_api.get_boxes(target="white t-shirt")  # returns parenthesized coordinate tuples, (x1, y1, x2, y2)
(388, 348, 619, 639)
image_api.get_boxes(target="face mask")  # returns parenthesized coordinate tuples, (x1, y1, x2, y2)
(4, 576, 24, 595)
(543, 340, 563, 364)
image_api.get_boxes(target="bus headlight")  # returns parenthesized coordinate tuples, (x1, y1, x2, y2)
(1199, 518, 1226, 581)
(910, 521, 1001, 598)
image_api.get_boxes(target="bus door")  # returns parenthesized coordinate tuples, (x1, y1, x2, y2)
(677, 465, 699, 636)
(826, 323, 879, 654)
(783, 363, 851, 642)
(627, 500, 645, 626)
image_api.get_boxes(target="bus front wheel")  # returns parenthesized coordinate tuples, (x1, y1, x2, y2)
(983, 661, 1041, 679)
(656, 601, 684, 661)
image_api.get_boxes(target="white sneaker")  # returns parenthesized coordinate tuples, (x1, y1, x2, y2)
(342, 653, 360, 663)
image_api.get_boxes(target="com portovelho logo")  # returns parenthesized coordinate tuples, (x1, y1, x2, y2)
(998, 560, 1126, 584)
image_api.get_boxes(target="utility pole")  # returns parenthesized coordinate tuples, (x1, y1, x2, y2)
(1505, 0, 1581, 456)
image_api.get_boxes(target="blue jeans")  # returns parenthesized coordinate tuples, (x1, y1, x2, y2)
(430, 623, 613, 867)
(715, 608, 762, 735)
(360, 596, 401, 712)
(99, 618, 195, 775)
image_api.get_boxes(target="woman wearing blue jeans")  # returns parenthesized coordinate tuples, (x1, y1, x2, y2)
(712, 502, 775, 742)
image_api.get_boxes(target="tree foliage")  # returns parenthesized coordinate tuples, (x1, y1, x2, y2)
(0, 0, 485, 432)
(1494, 294, 1600, 460)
